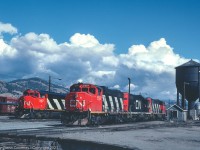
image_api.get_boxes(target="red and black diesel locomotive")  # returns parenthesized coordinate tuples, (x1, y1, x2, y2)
(61, 83, 166, 125)
(15, 89, 67, 118)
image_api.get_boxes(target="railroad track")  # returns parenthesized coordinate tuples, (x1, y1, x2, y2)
(1, 115, 199, 140)
(0, 120, 182, 138)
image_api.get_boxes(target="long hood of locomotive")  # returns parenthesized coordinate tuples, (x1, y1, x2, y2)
(47, 95, 65, 111)
(102, 94, 124, 112)
(19, 95, 65, 111)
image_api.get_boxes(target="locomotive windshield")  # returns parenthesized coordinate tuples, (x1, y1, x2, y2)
(89, 88, 96, 94)
(70, 84, 98, 95)
(23, 90, 39, 97)
(70, 85, 81, 92)
(96, 86, 102, 96)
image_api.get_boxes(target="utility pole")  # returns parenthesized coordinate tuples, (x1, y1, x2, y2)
(49, 75, 62, 92)
(49, 75, 51, 92)
(128, 77, 131, 111)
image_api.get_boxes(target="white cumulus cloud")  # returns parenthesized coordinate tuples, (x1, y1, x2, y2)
(0, 22, 17, 35)
(0, 22, 192, 100)
(70, 33, 99, 48)
(0, 39, 17, 57)
(120, 38, 187, 74)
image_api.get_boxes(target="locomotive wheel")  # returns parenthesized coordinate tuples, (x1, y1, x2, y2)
(16, 111, 23, 118)
(29, 112, 35, 119)
(43, 112, 50, 119)
(35, 113, 42, 119)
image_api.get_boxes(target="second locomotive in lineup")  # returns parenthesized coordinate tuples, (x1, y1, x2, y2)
(61, 83, 166, 125)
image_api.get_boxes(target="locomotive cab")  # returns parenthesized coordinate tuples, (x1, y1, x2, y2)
(23, 90, 41, 97)
(18, 89, 47, 110)
(65, 83, 103, 112)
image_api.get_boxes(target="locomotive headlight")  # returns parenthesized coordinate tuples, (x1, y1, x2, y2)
(70, 100, 76, 107)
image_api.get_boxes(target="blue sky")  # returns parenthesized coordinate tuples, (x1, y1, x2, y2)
(1, 0, 199, 59)
(0, 0, 200, 100)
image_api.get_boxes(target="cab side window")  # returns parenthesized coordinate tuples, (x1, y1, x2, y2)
(97, 88, 101, 96)
(82, 88, 88, 93)
(34, 93, 39, 97)
(89, 88, 96, 94)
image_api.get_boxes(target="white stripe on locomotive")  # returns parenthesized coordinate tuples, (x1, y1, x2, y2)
(47, 98, 54, 110)
(62, 99, 65, 108)
(114, 97, 119, 112)
(136, 100, 138, 109)
(136, 100, 141, 110)
(156, 104, 159, 113)
(102, 95, 108, 112)
(158, 104, 160, 113)
(120, 98, 123, 111)
(153, 104, 155, 113)
(156, 104, 158, 113)
(109, 96, 114, 112)
(153, 103, 155, 113)
(53, 98, 62, 110)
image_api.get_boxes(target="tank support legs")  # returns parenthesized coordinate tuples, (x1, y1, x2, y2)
(199, 67, 200, 102)
(188, 101, 191, 119)
(177, 90, 179, 106)
(182, 94, 185, 110)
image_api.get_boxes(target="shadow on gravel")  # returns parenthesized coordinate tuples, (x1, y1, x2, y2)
(0, 137, 137, 150)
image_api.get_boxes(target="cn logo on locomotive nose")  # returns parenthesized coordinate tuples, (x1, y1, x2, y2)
(26, 101, 31, 106)
(39, 99, 44, 103)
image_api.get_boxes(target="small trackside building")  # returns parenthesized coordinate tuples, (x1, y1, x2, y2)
(167, 104, 187, 121)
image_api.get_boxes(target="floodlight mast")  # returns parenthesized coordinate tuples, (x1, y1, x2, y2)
(49, 75, 62, 92)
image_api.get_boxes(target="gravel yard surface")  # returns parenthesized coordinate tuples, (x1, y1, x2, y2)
(0, 116, 200, 150)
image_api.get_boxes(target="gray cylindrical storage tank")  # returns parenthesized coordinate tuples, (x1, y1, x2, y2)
(175, 59, 200, 111)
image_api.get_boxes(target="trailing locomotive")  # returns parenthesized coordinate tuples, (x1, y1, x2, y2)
(61, 83, 166, 125)
(15, 89, 67, 119)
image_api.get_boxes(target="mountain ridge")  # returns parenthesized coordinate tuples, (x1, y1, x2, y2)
(0, 77, 68, 98)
